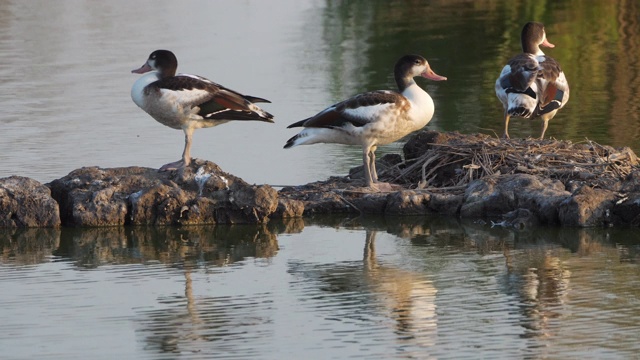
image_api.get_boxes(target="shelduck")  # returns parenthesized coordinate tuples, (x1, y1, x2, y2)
(284, 54, 446, 190)
(131, 50, 274, 170)
(496, 22, 570, 139)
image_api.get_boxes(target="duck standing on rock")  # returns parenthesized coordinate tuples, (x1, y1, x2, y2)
(284, 54, 446, 191)
(495, 22, 570, 139)
(131, 50, 274, 171)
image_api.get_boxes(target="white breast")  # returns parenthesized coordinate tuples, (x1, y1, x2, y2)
(403, 84, 435, 128)
(131, 72, 160, 108)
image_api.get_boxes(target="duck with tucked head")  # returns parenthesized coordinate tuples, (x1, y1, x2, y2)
(495, 22, 570, 139)
(284, 54, 446, 191)
(131, 50, 274, 171)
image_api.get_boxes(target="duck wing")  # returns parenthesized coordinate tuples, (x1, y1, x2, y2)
(498, 54, 540, 99)
(535, 56, 569, 115)
(154, 74, 274, 122)
(287, 90, 402, 129)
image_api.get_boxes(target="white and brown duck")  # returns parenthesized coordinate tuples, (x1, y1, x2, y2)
(495, 22, 570, 139)
(131, 50, 274, 171)
(284, 54, 446, 191)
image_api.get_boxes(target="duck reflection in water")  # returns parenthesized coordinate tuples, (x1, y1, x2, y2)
(363, 230, 438, 348)
(502, 239, 571, 339)
(289, 229, 438, 352)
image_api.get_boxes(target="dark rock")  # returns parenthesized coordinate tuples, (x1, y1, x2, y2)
(461, 174, 570, 224)
(278, 177, 362, 215)
(351, 193, 389, 214)
(502, 208, 540, 229)
(0, 176, 60, 228)
(621, 169, 640, 193)
(47, 159, 278, 226)
(427, 193, 463, 216)
(611, 193, 640, 226)
(558, 186, 617, 227)
(218, 184, 278, 224)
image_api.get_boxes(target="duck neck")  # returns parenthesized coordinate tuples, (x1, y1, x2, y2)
(159, 67, 176, 79)
(522, 40, 544, 56)
(395, 71, 415, 92)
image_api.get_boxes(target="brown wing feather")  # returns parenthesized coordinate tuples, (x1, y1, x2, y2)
(538, 56, 562, 82)
(296, 109, 344, 128)
(210, 89, 254, 111)
(155, 76, 258, 111)
(538, 56, 563, 106)
(505, 54, 539, 92)
(541, 83, 558, 106)
(291, 90, 401, 129)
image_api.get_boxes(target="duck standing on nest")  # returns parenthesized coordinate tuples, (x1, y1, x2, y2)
(495, 22, 569, 139)
(131, 50, 274, 171)
(284, 54, 446, 191)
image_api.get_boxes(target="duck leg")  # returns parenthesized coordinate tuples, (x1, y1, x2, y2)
(362, 145, 375, 187)
(502, 111, 511, 139)
(364, 145, 396, 192)
(160, 127, 194, 171)
(369, 145, 378, 183)
(540, 119, 549, 140)
(539, 111, 557, 140)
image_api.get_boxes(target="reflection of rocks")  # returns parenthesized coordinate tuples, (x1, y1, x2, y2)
(0, 176, 60, 228)
(47, 159, 277, 226)
(55, 225, 279, 268)
(267, 217, 306, 235)
(0, 228, 61, 264)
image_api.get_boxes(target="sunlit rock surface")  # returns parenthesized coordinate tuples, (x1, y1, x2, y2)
(278, 131, 640, 228)
(461, 174, 570, 224)
(0, 176, 60, 228)
(46, 159, 277, 227)
(2, 132, 640, 228)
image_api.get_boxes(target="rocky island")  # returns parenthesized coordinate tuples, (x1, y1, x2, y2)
(1, 131, 639, 228)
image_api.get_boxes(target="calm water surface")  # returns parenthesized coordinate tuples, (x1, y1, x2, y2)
(1, 0, 640, 358)
(2, 218, 640, 359)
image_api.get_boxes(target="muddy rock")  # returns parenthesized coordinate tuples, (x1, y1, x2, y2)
(3, 131, 640, 228)
(611, 193, 640, 226)
(47, 159, 278, 226)
(274, 198, 305, 218)
(427, 192, 464, 216)
(385, 190, 431, 215)
(460, 174, 570, 224)
(0, 176, 60, 228)
(558, 186, 617, 227)
(278, 177, 361, 215)
(500, 208, 540, 229)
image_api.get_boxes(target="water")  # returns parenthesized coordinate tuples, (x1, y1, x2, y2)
(0, 0, 639, 186)
(1, 0, 640, 358)
(1, 219, 640, 359)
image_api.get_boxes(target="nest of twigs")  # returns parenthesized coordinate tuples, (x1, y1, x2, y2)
(381, 131, 640, 193)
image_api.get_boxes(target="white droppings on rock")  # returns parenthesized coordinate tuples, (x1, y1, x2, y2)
(195, 167, 212, 196)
